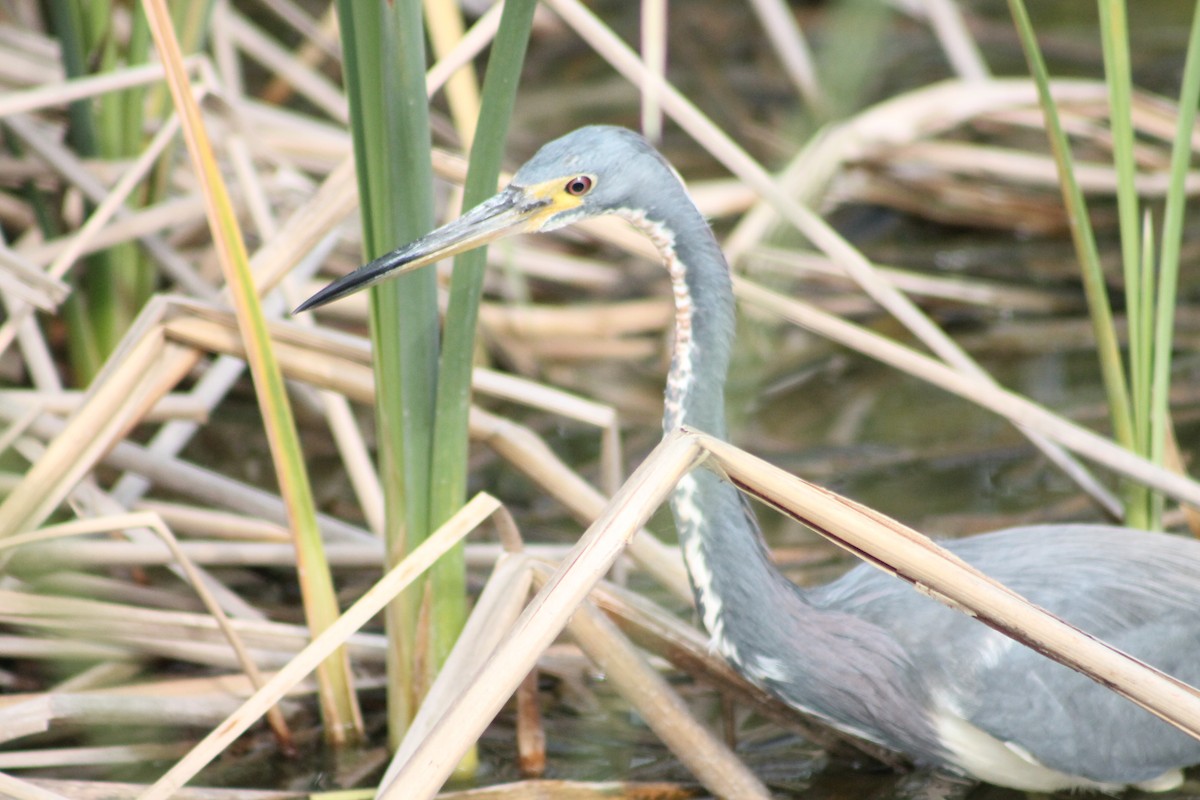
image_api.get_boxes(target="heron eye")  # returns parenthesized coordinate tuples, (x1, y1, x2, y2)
(565, 175, 593, 196)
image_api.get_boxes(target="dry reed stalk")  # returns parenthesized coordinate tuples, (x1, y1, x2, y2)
(29, 780, 303, 800)
(563, 597, 772, 800)
(218, 6, 348, 122)
(916, 0, 989, 81)
(0, 58, 201, 119)
(385, 553, 535, 782)
(0, 671, 322, 712)
(479, 299, 672, 340)
(1, 390, 209, 423)
(515, 669, 546, 777)
(733, 276, 1200, 508)
(0, 770, 69, 800)
(259, 0, 340, 105)
(135, 501, 291, 542)
(5, 536, 588, 572)
(0, 693, 258, 747)
(0, 589, 382, 660)
(374, 433, 705, 799)
(750, 247, 1078, 313)
(433, 781, 695, 800)
(0, 246, 67, 310)
(880, 139, 1200, 196)
(491, 336, 661, 363)
(745, 0, 825, 111)
(422, 0, 480, 146)
(5, 538, 379, 571)
(0, 743, 192, 770)
(639, 0, 667, 143)
(140, 494, 504, 799)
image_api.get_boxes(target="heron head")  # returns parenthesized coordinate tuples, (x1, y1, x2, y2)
(294, 126, 678, 313)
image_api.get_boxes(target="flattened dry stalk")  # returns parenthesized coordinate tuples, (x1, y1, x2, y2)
(0, 303, 200, 537)
(0, 693, 251, 748)
(433, 780, 696, 800)
(375, 432, 705, 800)
(733, 276, 1200, 509)
(383, 552, 534, 784)
(0, 58, 201, 119)
(750, 247, 1078, 314)
(0, 510, 292, 745)
(469, 407, 691, 601)
(525, 569, 771, 799)
(693, 429, 1200, 740)
(0, 770, 69, 800)
(140, 493, 504, 800)
(0, 742, 191, 771)
(1, 390, 210, 423)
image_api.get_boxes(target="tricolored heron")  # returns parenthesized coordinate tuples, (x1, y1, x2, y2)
(297, 126, 1200, 791)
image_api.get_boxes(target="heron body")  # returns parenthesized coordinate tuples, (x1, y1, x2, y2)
(298, 126, 1200, 791)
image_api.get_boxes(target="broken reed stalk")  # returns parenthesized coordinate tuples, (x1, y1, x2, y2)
(140, 493, 503, 800)
(538, 574, 772, 799)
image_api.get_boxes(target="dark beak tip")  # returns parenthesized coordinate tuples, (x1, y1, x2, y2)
(291, 295, 321, 315)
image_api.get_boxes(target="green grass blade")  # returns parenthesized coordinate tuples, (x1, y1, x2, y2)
(428, 0, 539, 670)
(1150, 1, 1200, 521)
(1007, 0, 1134, 470)
(1140, 212, 1159, 529)
(335, 0, 441, 744)
(141, 0, 362, 744)
(1096, 0, 1150, 527)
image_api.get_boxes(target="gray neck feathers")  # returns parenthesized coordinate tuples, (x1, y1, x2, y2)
(622, 192, 793, 663)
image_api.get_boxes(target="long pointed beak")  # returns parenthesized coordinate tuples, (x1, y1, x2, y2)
(294, 186, 547, 313)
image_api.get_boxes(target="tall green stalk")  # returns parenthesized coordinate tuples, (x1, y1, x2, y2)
(46, 0, 164, 382)
(1096, 0, 1151, 527)
(1149, 3, 1200, 525)
(337, 0, 538, 749)
(1010, 0, 1200, 527)
(429, 0, 540, 666)
(336, 0, 440, 745)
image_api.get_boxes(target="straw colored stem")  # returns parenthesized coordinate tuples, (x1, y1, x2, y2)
(565, 597, 771, 799)
(140, 494, 502, 800)
(376, 432, 705, 799)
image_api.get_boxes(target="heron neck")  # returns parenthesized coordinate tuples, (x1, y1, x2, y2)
(622, 204, 795, 656)
(619, 208, 734, 437)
